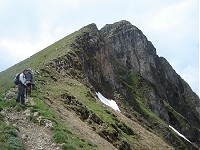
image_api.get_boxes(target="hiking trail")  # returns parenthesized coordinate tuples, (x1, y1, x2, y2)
(1, 97, 61, 150)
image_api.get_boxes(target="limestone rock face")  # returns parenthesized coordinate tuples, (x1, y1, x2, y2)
(100, 20, 200, 127)
(100, 20, 157, 84)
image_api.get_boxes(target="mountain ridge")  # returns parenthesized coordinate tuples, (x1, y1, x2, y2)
(0, 20, 199, 150)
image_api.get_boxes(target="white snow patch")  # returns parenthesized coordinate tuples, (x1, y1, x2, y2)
(96, 92, 120, 112)
(169, 125, 191, 143)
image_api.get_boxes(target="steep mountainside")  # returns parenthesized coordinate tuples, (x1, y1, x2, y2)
(0, 20, 199, 150)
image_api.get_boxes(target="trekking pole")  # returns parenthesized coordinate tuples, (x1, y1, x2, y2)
(25, 85, 28, 104)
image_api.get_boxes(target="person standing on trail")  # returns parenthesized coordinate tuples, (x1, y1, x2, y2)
(25, 68, 33, 98)
(16, 69, 28, 105)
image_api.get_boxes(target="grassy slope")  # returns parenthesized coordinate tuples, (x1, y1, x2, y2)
(36, 69, 174, 149)
(0, 24, 92, 95)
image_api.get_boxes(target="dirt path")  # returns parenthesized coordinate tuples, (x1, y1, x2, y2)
(1, 106, 61, 150)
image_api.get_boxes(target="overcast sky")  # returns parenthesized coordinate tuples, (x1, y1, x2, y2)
(0, 0, 199, 95)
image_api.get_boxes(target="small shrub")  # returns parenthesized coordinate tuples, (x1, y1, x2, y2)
(5, 136, 24, 150)
(0, 106, 3, 112)
(62, 142, 75, 150)
(15, 104, 26, 112)
(0, 124, 24, 150)
(53, 131, 69, 143)
(0, 113, 4, 120)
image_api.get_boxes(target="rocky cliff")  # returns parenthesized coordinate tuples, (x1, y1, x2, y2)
(100, 20, 199, 126)
(99, 21, 200, 147)
(0, 20, 199, 150)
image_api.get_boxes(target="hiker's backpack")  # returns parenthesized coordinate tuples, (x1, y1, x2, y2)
(14, 73, 20, 85)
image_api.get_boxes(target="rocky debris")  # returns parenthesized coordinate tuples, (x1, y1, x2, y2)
(46, 52, 83, 79)
(60, 92, 132, 149)
(61, 93, 77, 104)
(115, 121, 134, 135)
(4, 88, 18, 100)
(28, 97, 36, 106)
(89, 113, 103, 125)
(97, 124, 133, 150)
(118, 140, 131, 150)
(98, 127, 120, 143)
(61, 92, 100, 123)
(1, 107, 60, 150)
(40, 119, 53, 129)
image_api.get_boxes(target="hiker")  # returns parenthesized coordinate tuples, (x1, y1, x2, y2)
(16, 69, 28, 105)
(25, 68, 33, 98)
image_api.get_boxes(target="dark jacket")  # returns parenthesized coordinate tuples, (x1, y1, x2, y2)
(25, 72, 33, 82)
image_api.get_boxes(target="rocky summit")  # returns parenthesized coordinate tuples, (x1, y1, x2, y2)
(0, 20, 199, 150)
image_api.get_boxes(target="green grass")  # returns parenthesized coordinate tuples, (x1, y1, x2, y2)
(0, 99, 24, 150)
(0, 130, 24, 150)
(0, 99, 26, 112)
